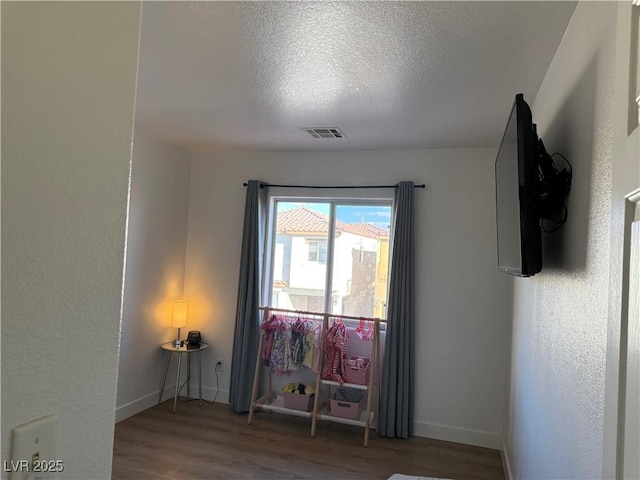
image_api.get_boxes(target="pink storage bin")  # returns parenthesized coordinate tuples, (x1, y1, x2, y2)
(344, 356, 371, 385)
(329, 396, 362, 420)
(282, 392, 314, 412)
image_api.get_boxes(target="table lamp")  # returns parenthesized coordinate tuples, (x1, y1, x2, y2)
(172, 299, 188, 347)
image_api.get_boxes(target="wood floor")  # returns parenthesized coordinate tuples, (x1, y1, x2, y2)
(112, 400, 505, 480)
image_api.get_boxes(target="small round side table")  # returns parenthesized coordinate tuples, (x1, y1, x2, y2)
(158, 342, 209, 412)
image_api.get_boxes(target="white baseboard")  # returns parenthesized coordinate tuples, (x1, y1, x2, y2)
(159, 384, 229, 405)
(115, 384, 229, 423)
(118, 390, 498, 455)
(412, 420, 501, 450)
(500, 437, 514, 480)
(185, 385, 229, 405)
(115, 385, 171, 423)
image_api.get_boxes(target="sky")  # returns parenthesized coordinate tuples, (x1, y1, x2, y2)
(278, 202, 391, 229)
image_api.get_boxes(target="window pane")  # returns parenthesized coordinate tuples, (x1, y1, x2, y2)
(307, 241, 318, 262)
(331, 204, 392, 318)
(271, 202, 330, 312)
(318, 242, 327, 264)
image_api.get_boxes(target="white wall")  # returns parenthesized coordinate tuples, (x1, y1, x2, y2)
(183, 148, 514, 448)
(607, 4, 640, 478)
(503, 2, 639, 479)
(1, 3, 141, 479)
(115, 130, 192, 422)
(289, 236, 327, 290)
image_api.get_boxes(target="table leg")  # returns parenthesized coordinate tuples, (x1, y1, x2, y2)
(173, 352, 182, 413)
(197, 351, 203, 406)
(159, 351, 172, 404)
(187, 354, 191, 398)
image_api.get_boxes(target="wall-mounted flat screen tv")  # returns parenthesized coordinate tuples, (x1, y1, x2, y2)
(495, 93, 542, 277)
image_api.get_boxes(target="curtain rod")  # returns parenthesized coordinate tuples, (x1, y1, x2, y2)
(242, 182, 426, 189)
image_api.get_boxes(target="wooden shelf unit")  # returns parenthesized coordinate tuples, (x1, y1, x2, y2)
(311, 315, 381, 447)
(248, 307, 384, 447)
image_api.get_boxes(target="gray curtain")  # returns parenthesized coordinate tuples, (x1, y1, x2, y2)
(379, 181, 415, 438)
(229, 180, 268, 413)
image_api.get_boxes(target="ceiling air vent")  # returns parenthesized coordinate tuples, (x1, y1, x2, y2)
(303, 127, 345, 139)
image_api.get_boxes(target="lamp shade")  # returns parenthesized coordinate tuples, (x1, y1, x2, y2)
(172, 300, 188, 328)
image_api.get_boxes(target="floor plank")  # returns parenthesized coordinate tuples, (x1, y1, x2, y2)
(112, 400, 505, 480)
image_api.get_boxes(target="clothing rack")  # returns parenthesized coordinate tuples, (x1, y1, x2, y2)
(248, 306, 387, 447)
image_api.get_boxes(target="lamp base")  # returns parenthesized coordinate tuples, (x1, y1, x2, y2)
(173, 339, 184, 348)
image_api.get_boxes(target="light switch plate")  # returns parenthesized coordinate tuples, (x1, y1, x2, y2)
(9, 414, 58, 480)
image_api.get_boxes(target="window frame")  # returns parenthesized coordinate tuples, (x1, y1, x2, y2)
(265, 194, 393, 318)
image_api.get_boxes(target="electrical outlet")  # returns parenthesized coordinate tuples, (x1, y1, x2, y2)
(9, 414, 58, 480)
(215, 358, 224, 372)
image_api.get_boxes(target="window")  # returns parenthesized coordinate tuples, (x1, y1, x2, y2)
(307, 240, 327, 263)
(268, 198, 392, 319)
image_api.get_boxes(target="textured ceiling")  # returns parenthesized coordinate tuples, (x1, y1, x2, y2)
(135, 1, 577, 152)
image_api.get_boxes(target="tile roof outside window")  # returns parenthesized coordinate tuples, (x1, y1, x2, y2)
(277, 207, 388, 238)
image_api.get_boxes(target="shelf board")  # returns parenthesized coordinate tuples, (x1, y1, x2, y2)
(321, 379, 369, 391)
(256, 395, 313, 419)
(315, 407, 375, 428)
